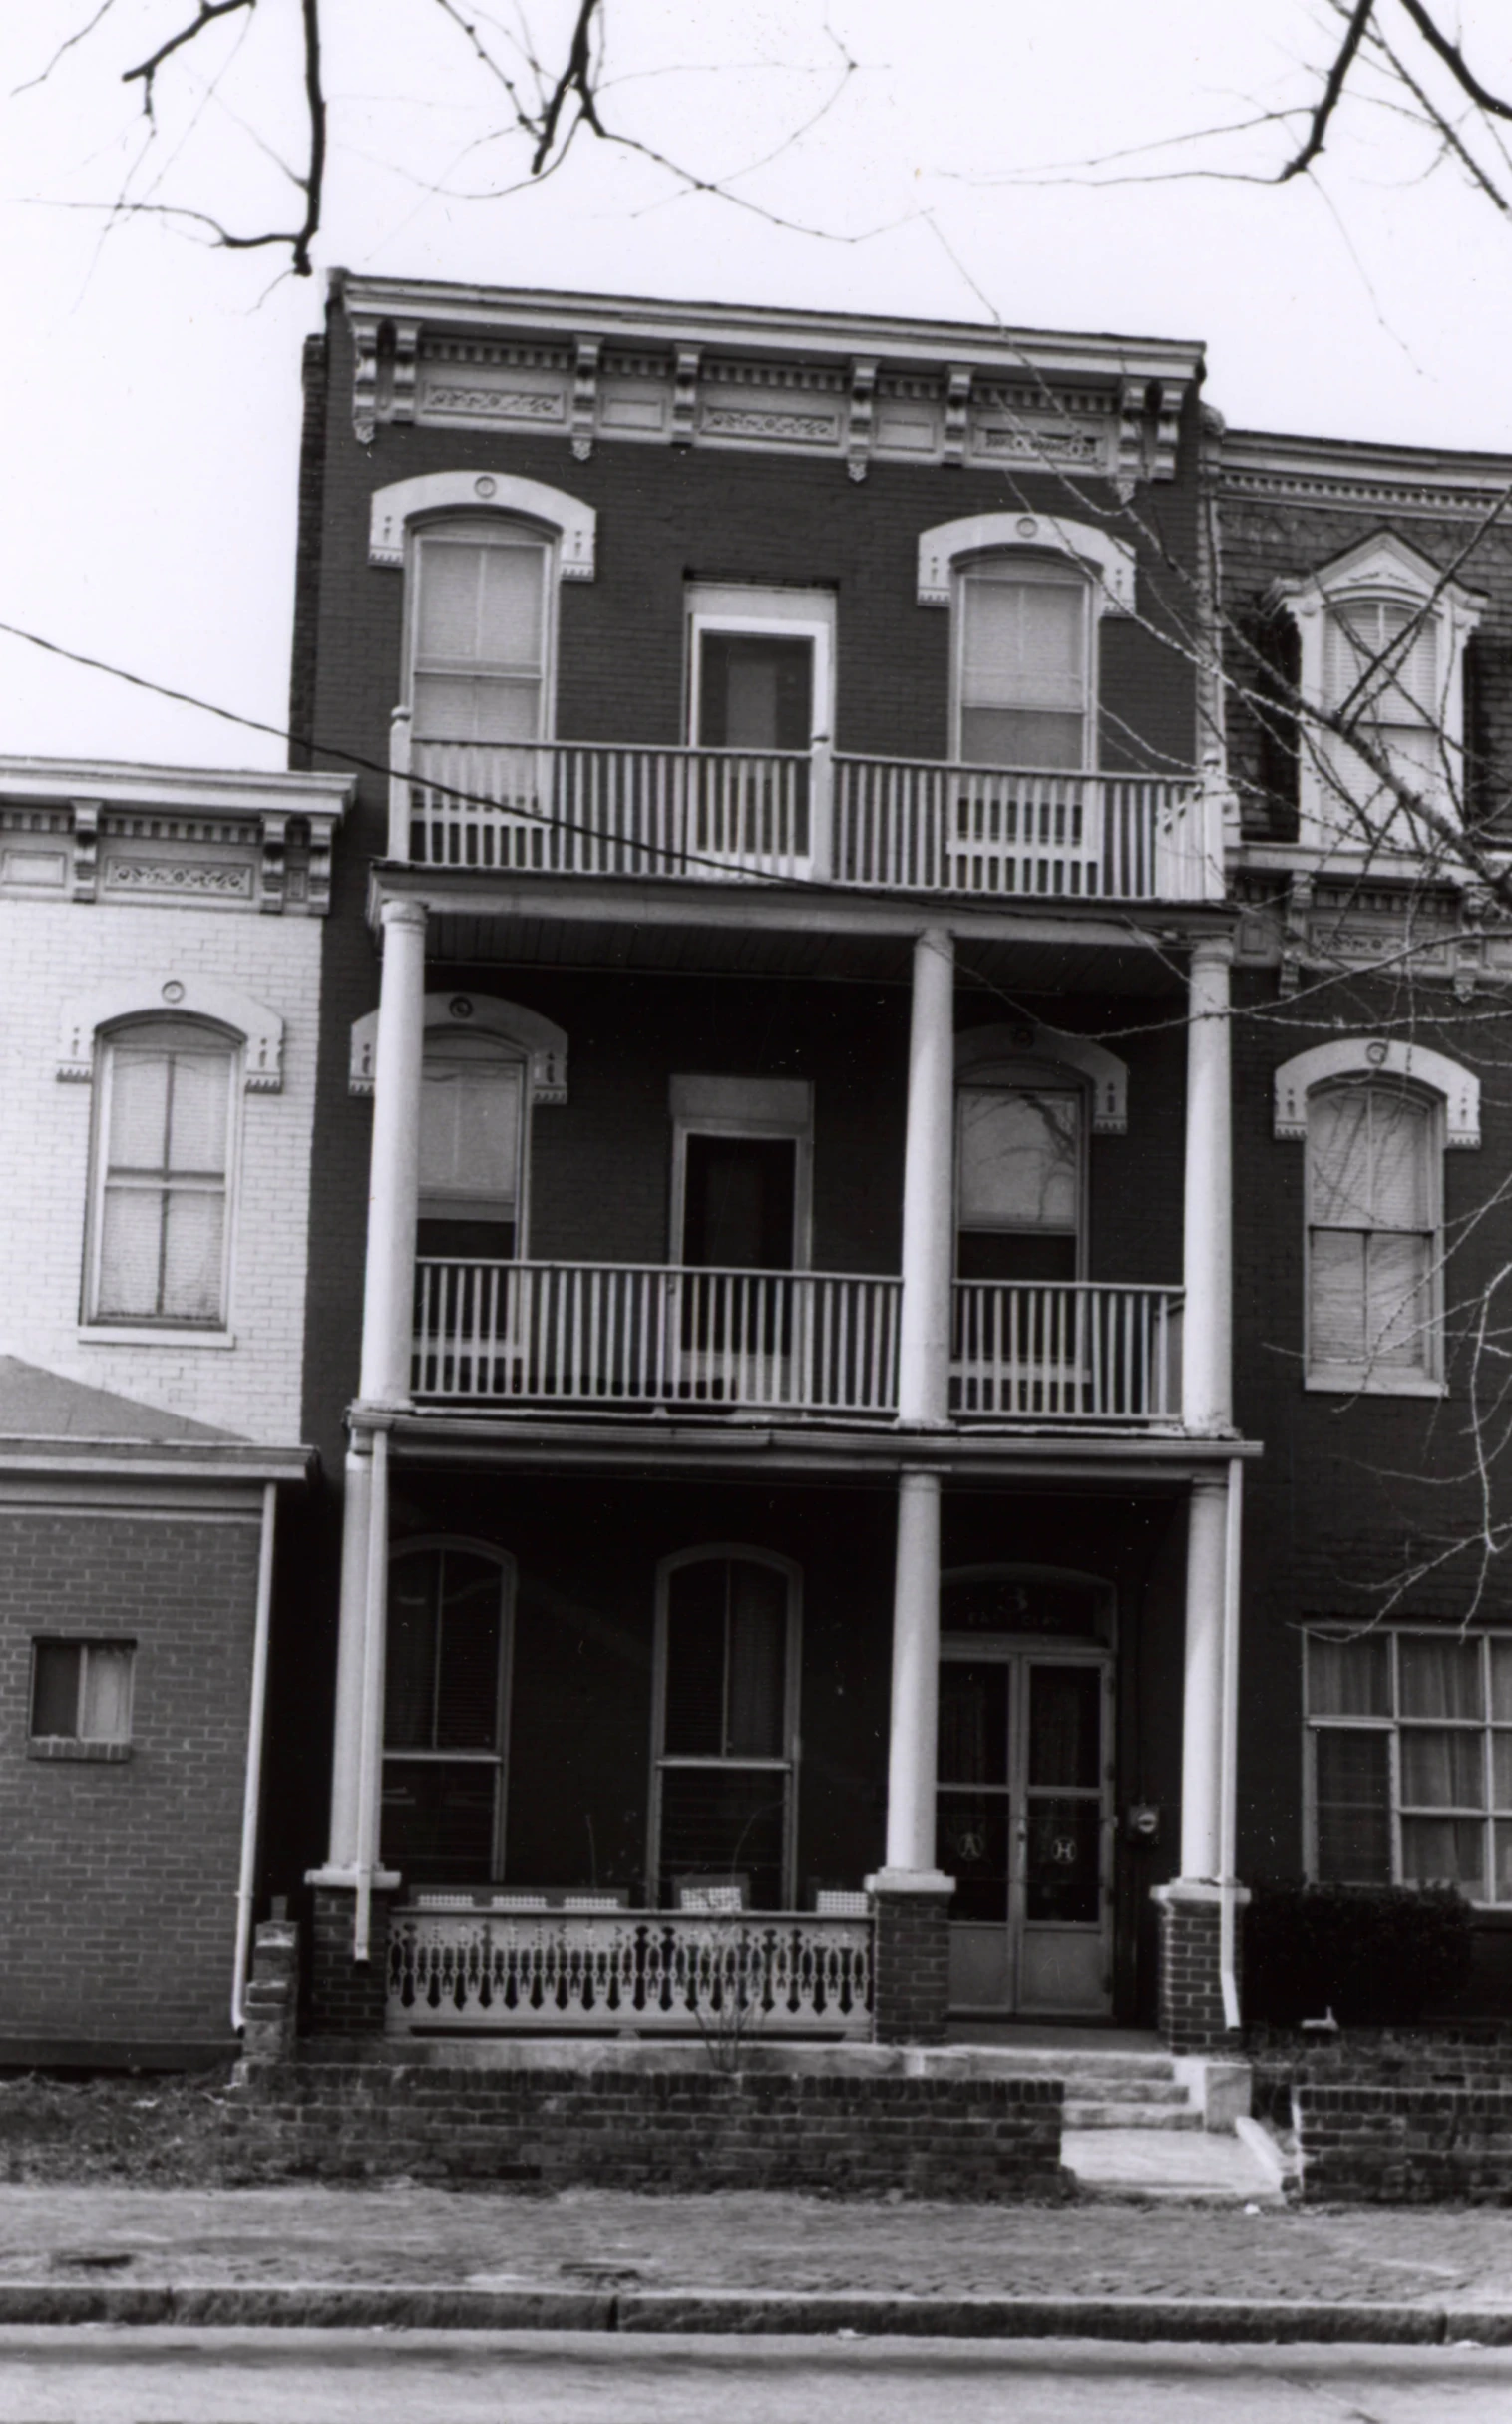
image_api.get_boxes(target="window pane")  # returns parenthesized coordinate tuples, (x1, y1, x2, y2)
(1324, 600, 1437, 725)
(1028, 1665, 1101, 1790)
(726, 1562, 787, 1758)
(107, 1052, 171, 1170)
(478, 544, 545, 670)
(1495, 1822, 1512, 1903)
(657, 1766, 787, 1909)
(381, 1759, 497, 1883)
(961, 573, 1085, 708)
(1308, 1633, 1391, 1717)
(164, 1053, 229, 1175)
(1491, 1641, 1512, 1722)
(434, 1551, 503, 1751)
(160, 1188, 225, 1321)
(936, 1791, 1010, 1922)
(1364, 1233, 1430, 1370)
(1400, 1635, 1484, 1720)
(97, 1187, 165, 1317)
(938, 1661, 1009, 1786)
(1400, 1729, 1485, 1809)
(419, 1056, 522, 1209)
(663, 1559, 727, 1756)
(80, 1645, 133, 1742)
(960, 707, 1085, 771)
(1491, 1734, 1512, 1809)
(698, 634, 813, 751)
(958, 1090, 1080, 1233)
(681, 1135, 796, 1272)
(1401, 1815, 1485, 1896)
(31, 1642, 80, 1737)
(1315, 1728, 1392, 1882)
(1370, 1094, 1432, 1229)
(418, 538, 543, 671)
(413, 671, 542, 743)
(1025, 1797, 1102, 1923)
(1310, 1229, 1367, 1364)
(386, 1552, 442, 1749)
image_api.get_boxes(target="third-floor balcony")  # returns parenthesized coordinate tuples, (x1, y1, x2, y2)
(388, 721, 1225, 907)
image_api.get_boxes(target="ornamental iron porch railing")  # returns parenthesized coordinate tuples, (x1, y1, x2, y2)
(411, 1261, 1185, 1424)
(389, 721, 1223, 904)
(385, 1906, 874, 2037)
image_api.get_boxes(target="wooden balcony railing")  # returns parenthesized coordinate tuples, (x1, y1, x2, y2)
(412, 1262, 1185, 1425)
(390, 719, 1223, 904)
(386, 1905, 874, 2037)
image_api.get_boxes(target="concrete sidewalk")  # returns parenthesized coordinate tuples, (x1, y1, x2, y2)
(0, 2185, 1511, 2341)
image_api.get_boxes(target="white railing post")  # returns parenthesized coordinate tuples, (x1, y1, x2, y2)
(387, 708, 412, 861)
(810, 736, 834, 882)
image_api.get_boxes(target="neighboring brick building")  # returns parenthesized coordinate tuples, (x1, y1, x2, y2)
(0, 759, 349, 2058)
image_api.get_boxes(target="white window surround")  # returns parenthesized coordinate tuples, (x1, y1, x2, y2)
(369, 472, 596, 578)
(648, 1544, 803, 1910)
(349, 993, 568, 1104)
(917, 513, 1136, 613)
(685, 585, 837, 747)
(1273, 532, 1484, 851)
(668, 1075, 814, 1270)
(1273, 1039, 1479, 1148)
(58, 979, 283, 1092)
(956, 1022, 1128, 1134)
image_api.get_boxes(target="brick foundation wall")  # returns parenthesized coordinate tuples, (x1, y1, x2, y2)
(306, 1888, 394, 2036)
(1293, 2082, 1512, 2204)
(0, 1508, 261, 2050)
(870, 1888, 951, 2045)
(1249, 2023, 1512, 2127)
(228, 2057, 1065, 2196)
(241, 1918, 300, 2062)
(1155, 1886, 1246, 2054)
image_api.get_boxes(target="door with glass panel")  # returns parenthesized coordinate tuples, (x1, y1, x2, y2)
(382, 1543, 514, 1885)
(937, 1644, 1114, 2014)
(650, 1551, 799, 1908)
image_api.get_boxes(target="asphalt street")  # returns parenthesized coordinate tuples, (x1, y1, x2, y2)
(0, 2330, 1510, 2424)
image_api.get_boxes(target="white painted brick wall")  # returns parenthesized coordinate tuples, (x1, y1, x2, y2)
(0, 900, 322, 1443)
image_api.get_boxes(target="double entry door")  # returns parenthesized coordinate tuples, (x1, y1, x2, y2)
(937, 1643, 1114, 2016)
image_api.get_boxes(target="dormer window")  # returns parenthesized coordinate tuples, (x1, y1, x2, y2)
(1275, 533, 1484, 853)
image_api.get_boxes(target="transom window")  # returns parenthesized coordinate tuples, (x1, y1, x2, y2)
(956, 559, 1091, 771)
(651, 1550, 799, 1910)
(1307, 1081, 1438, 1387)
(409, 519, 550, 744)
(383, 1542, 514, 1884)
(956, 1082, 1083, 1282)
(1306, 1628, 1512, 1904)
(87, 1019, 236, 1328)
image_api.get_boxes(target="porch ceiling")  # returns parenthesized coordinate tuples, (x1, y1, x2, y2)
(369, 866, 1214, 996)
(383, 1411, 1261, 1486)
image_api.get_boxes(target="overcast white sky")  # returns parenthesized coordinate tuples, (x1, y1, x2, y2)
(1, 0, 1507, 768)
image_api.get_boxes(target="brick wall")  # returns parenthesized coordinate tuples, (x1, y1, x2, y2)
(0, 899, 322, 1442)
(228, 2055, 1066, 2196)
(1294, 2081, 1512, 2203)
(0, 1505, 262, 2049)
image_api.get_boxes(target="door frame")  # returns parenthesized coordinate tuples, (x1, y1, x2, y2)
(667, 1075, 814, 1273)
(684, 584, 837, 749)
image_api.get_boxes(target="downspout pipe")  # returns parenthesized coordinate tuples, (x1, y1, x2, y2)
(1218, 1453, 1245, 2031)
(231, 1481, 278, 2032)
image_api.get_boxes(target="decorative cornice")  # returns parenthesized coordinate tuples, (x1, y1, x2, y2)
(1273, 1036, 1480, 1145)
(349, 990, 568, 1103)
(0, 761, 347, 917)
(1221, 428, 1512, 519)
(336, 272, 1200, 480)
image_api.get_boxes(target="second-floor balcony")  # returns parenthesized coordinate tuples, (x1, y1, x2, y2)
(389, 725, 1224, 906)
(412, 1261, 1185, 1426)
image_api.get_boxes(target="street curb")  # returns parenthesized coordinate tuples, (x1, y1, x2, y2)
(0, 2284, 1509, 2342)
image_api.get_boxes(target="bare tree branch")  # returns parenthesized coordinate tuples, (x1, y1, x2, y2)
(1278, 0, 1377, 181)
(1395, 0, 1512, 123)
(123, 0, 254, 120)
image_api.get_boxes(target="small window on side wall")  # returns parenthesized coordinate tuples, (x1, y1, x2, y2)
(30, 1639, 135, 1754)
(1307, 1080, 1438, 1389)
(87, 1020, 237, 1329)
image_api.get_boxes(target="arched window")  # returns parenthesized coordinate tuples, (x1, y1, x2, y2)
(956, 557, 1092, 771)
(650, 1549, 800, 1910)
(409, 517, 551, 745)
(382, 1540, 515, 1884)
(1307, 1080, 1439, 1387)
(85, 1018, 239, 1329)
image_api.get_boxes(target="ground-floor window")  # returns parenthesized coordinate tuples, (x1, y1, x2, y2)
(1305, 1625, 1512, 1902)
(649, 1548, 800, 1909)
(382, 1540, 514, 1883)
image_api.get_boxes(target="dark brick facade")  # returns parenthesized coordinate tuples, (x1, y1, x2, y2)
(0, 1506, 261, 2054)
(1155, 1887, 1245, 2054)
(228, 2054, 1066, 2196)
(871, 1887, 953, 2044)
(307, 1887, 393, 2037)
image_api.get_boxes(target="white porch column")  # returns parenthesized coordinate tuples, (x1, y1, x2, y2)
(360, 898, 428, 1409)
(320, 1433, 374, 1874)
(1179, 1471, 1229, 1879)
(1181, 935, 1234, 1436)
(897, 926, 954, 1427)
(881, 1467, 945, 1876)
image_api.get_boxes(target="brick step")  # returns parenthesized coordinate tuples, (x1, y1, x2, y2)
(1060, 2079, 1190, 2106)
(1063, 2098, 1204, 2131)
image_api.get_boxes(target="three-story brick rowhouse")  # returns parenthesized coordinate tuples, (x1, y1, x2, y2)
(285, 275, 1257, 2053)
